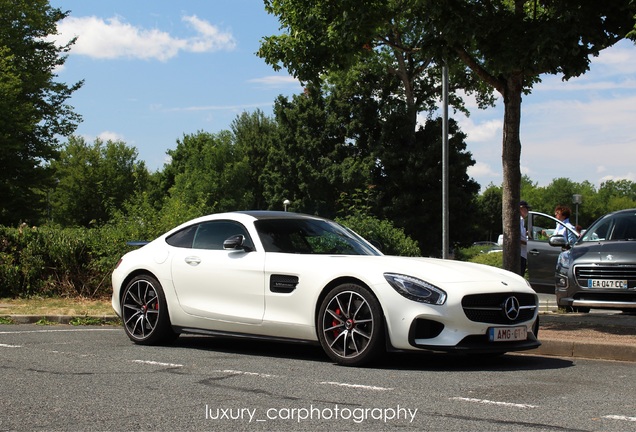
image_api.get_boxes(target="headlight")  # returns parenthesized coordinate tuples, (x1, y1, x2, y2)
(384, 273, 447, 305)
(556, 251, 572, 275)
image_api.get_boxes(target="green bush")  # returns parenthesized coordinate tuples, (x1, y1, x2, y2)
(467, 250, 503, 268)
(453, 244, 502, 261)
(0, 224, 138, 298)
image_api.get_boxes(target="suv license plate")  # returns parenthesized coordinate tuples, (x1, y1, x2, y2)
(489, 326, 527, 342)
(588, 279, 627, 288)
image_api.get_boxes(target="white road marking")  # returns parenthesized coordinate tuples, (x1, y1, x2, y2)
(0, 328, 119, 335)
(320, 381, 393, 391)
(450, 397, 538, 409)
(603, 415, 636, 422)
(215, 369, 278, 378)
(0, 343, 22, 348)
(132, 360, 183, 367)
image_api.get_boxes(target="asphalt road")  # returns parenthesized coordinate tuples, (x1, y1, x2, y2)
(1, 324, 635, 431)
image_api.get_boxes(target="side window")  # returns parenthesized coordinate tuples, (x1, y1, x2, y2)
(529, 214, 558, 242)
(606, 216, 636, 241)
(165, 225, 198, 248)
(192, 221, 253, 251)
(582, 219, 611, 242)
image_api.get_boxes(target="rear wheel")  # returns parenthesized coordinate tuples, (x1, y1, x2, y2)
(317, 284, 384, 366)
(564, 306, 590, 313)
(121, 275, 177, 345)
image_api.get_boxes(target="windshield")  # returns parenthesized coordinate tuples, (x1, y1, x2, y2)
(580, 212, 636, 242)
(255, 218, 381, 255)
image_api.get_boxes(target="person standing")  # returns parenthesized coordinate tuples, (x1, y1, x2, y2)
(553, 205, 578, 246)
(519, 201, 531, 277)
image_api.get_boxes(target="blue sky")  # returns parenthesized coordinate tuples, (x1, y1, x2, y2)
(50, 1, 636, 191)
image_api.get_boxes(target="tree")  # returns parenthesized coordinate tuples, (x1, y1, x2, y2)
(163, 131, 252, 214)
(263, 90, 374, 217)
(259, 0, 636, 272)
(476, 184, 503, 243)
(231, 110, 278, 210)
(50, 137, 149, 226)
(423, 0, 636, 272)
(375, 116, 480, 255)
(0, 0, 83, 225)
(595, 179, 636, 217)
(259, 0, 492, 149)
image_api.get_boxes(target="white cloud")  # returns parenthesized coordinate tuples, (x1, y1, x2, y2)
(181, 15, 236, 52)
(458, 117, 502, 143)
(594, 41, 636, 72)
(97, 131, 126, 142)
(168, 102, 272, 112)
(599, 172, 636, 184)
(248, 75, 300, 88)
(467, 162, 501, 183)
(54, 15, 236, 61)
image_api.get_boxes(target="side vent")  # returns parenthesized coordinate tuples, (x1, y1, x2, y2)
(270, 275, 299, 293)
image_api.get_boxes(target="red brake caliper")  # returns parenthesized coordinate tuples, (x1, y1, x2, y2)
(332, 308, 342, 338)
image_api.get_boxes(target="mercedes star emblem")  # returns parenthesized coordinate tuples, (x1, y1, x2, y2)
(503, 296, 521, 321)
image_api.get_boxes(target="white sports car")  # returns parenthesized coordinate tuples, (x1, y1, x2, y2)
(111, 211, 540, 366)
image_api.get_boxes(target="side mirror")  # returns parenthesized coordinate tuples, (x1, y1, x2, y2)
(223, 235, 253, 252)
(548, 234, 569, 250)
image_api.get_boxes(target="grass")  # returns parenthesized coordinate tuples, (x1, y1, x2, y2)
(0, 297, 114, 317)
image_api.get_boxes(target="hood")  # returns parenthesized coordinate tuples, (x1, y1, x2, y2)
(570, 241, 636, 264)
(349, 255, 526, 287)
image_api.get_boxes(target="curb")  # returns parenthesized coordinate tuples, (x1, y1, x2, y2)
(528, 338, 636, 363)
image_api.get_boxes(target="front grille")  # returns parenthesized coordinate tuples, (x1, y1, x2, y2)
(574, 264, 636, 288)
(462, 293, 537, 324)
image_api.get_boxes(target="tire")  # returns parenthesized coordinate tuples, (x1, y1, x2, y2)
(317, 283, 385, 366)
(121, 275, 177, 345)
(565, 306, 590, 313)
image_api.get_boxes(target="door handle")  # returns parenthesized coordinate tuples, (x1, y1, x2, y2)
(528, 250, 540, 256)
(185, 256, 201, 266)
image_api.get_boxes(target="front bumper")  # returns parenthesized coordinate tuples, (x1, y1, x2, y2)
(557, 294, 636, 310)
(379, 286, 540, 354)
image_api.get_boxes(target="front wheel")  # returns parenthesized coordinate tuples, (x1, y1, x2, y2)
(560, 306, 591, 313)
(317, 284, 385, 366)
(121, 275, 177, 345)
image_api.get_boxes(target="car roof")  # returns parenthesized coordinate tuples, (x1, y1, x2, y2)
(607, 208, 636, 215)
(159, 211, 331, 240)
(236, 210, 328, 221)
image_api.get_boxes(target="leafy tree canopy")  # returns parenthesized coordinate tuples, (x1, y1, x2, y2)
(259, 0, 636, 271)
(0, 0, 83, 225)
(50, 136, 149, 226)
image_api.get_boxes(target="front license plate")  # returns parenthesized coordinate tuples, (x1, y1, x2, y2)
(488, 326, 527, 342)
(587, 279, 627, 289)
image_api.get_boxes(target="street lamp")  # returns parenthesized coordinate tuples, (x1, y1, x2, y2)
(572, 194, 582, 226)
(283, 199, 290, 212)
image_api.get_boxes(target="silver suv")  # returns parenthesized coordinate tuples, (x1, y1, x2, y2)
(550, 208, 636, 312)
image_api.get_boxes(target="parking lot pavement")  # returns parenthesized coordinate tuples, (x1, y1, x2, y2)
(2, 295, 635, 363)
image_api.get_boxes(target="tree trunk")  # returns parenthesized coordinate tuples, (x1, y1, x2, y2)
(501, 72, 523, 274)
